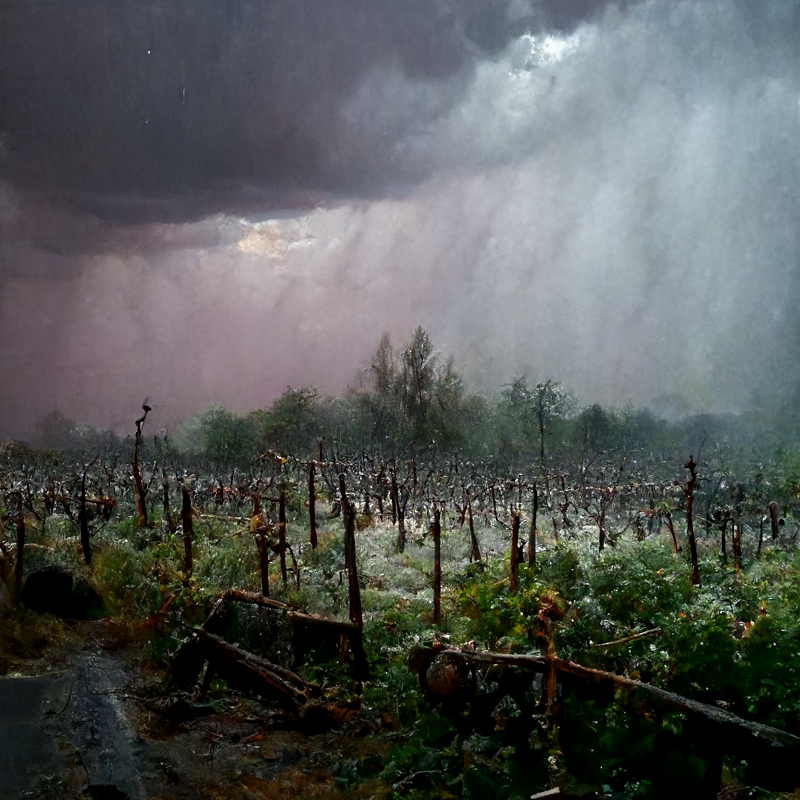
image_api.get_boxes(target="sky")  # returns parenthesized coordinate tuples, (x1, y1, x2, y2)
(1, 0, 799, 438)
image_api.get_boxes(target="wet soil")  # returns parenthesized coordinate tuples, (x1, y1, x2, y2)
(0, 622, 388, 800)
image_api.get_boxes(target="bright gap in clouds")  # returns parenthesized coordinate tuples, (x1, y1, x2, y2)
(514, 31, 587, 70)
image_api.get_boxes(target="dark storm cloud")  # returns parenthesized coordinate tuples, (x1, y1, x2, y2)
(0, 0, 616, 219)
(1, 0, 800, 439)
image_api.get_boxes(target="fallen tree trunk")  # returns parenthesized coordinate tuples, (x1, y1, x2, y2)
(552, 657, 800, 751)
(413, 646, 800, 756)
(173, 620, 362, 733)
(221, 588, 367, 679)
(188, 626, 312, 711)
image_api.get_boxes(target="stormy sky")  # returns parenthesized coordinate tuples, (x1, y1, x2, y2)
(1, 0, 799, 438)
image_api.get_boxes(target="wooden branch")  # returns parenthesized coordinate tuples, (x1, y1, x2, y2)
(222, 588, 289, 610)
(287, 610, 361, 634)
(188, 626, 311, 710)
(441, 648, 546, 671)
(3, 543, 53, 557)
(221, 588, 366, 678)
(553, 657, 800, 750)
(222, 588, 361, 633)
(84, 497, 117, 509)
(425, 648, 800, 754)
(594, 628, 662, 648)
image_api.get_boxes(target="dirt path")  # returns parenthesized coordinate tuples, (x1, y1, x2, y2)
(0, 628, 387, 800)
(0, 645, 148, 799)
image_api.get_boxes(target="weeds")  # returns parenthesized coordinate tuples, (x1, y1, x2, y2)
(5, 441, 800, 799)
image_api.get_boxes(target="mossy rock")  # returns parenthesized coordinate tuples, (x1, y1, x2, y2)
(21, 566, 107, 619)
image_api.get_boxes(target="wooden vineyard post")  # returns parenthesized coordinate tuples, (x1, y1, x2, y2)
(528, 483, 538, 568)
(758, 514, 764, 557)
(376, 464, 385, 520)
(162, 467, 176, 534)
(132, 402, 150, 529)
(720, 513, 728, 561)
(256, 525, 271, 597)
(79, 469, 91, 565)
(308, 461, 317, 550)
(181, 481, 193, 580)
(510, 511, 520, 591)
(391, 468, 407, 553)
(467, 496, 481, 564)
(396, 486, 407, 553)
(684, 456, 701, 586)
(278, 482, 288, 586)
(769, 501, 782, 540)
(339, 474, 362, 629)
(389, 464, 398, 525)
(664, 509, 680, 554)
(251, 491, 270, 597)
(732, 515, 742, 573)
(543, 618, 559, 721)
(432, 505, 441, 625)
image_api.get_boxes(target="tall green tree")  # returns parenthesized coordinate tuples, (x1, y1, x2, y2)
(498, 377, 575, 469)
(401, 326, 437, 434)
(258, 387, 321, 457)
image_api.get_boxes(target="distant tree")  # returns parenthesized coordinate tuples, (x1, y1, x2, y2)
(371, 332, 396, 398)
(498, 377, 575, 470)
(354, 327, 472, 450)
(575, 404, 613, 457)
(186, 406, 260, 468)
(357, 333, 404, 446)
(426, 364, 467, 449)
(34, 411, 119, 453)
(258, 387, 321, 457)
(531, 380, 574, 470)
(401, 326, 437, 434)
(34, 411, 77, 450)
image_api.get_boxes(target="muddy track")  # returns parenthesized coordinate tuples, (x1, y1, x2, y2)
(0, 632, 384, 800)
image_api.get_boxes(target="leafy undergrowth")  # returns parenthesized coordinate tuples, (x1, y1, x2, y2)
(3, 506, 800, 799)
